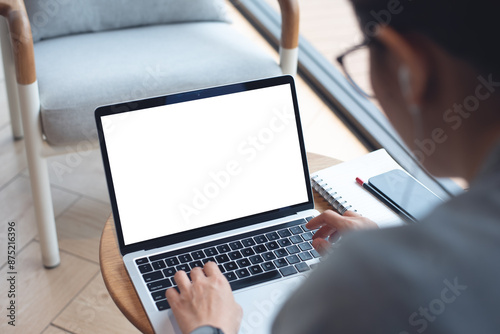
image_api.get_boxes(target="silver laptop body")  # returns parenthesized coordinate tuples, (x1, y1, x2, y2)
(95, 76, 320, 333)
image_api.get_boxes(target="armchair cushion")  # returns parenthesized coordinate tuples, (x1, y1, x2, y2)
(34, 22, 282, 146)
(25, 0, 230, 42)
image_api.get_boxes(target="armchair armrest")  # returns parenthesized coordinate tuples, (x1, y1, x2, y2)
(0, 0, 36, 85)
(277, 0, 299, 50)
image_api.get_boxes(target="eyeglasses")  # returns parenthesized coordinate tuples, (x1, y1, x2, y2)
(336, 39, 375, 99)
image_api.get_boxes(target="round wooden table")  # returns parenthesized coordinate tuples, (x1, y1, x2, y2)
(99, 152, 341, 333)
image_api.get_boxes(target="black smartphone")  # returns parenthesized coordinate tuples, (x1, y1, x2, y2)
(368, 169, 443, 222)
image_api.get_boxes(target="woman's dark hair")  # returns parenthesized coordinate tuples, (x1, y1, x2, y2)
(351, 0, 500, 75)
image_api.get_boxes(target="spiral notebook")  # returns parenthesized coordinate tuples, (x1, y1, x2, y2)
(311, 149, 405, 228)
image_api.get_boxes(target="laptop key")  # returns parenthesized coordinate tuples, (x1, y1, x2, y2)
(138, 264, 153, 273)
(280, 266, 298, 277)
(242, 238, 256, 247)
(165, 257, 179, 267)
(265, 232, 280, 241)
(156, 299, 170, 311)
(274, 258, 288, 268)
(274, 249, 288, 258)
(204, 247, 218, 257)
(148, 278, 172, 292)
(305, 216, 314, 222)
(277, 238, 292, 247)
(249, 255, 264, 264)
(278, 229, 292, 238)
(224, 262, 238, 271)
(237, 258, 251, 268)
(189, 260, 203, 270)
(217, 244, 231, 253)
(235, 268, 251, 278)
(298, 242, 313, 251)
(218, 265, 225, 273)
(191, 250, 205, 260)
(290, 235, 304, 244)
(229, 270, 281, 291)
(290, 226, 303, 235)
(163, 267, 176, 277)
(262, 252, 276, 261)
(136, 257, 149, 265)
(215, 254, 230, 263)
(287, 245, 300, 254)
(261, 261, 276, 271)
(295, 262, 310, 273)
(286, 255, 300, 265)
(241, 247, 255, 257)
(152, 260, 166, 270)
(178, 254, 193, 263)
(143, 271, 163, 283)
(298, 252, 313, 262)
(223, 271, 238, 282)
(229, 241, 244, 250)
(311, 249, 321, 258)
(151, 289, 167, 301)
(249, 265, 264, 275)
(253, 245, 267, 253)
(254, 235, 268, 244)
(302, 232, 313, 241)
(176, 264, 190, 272)
(228, 251, 243, 260)
(266, 241, 279, 250)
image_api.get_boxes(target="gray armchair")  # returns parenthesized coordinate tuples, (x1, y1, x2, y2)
(0, 0, 299, 268)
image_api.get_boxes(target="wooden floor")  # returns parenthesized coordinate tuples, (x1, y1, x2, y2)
(0, 2, 366, 333)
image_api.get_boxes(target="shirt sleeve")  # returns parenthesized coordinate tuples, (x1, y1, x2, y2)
(271, 228, 421, 334)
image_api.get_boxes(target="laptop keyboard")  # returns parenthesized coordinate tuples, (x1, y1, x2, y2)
(134, 217, 321, 311)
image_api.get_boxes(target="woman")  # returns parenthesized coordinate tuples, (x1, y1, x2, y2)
(165, 0, 500, 333)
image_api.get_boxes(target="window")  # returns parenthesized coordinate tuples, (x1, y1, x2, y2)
(230, 0, 462, 198)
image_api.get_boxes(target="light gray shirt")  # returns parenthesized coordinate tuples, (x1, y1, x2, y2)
(272, 144, 500, 333)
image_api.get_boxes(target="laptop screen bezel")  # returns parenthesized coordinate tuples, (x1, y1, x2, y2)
(95, 75, 314, 255)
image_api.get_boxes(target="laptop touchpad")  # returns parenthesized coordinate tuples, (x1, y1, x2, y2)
(234, 276, 305, 334)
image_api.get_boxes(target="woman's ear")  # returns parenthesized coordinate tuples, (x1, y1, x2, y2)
(375, 26, 431, 105)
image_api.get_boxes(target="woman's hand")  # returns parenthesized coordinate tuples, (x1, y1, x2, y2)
(306, 210, 378, 255)
(166, 262, 243, 334)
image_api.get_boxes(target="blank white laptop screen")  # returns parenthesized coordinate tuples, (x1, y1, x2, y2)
(101, 84, 309, 245)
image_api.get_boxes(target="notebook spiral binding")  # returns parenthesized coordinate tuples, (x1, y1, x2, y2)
(311, 175, 354, 215)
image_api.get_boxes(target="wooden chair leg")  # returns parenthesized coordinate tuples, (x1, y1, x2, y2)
(0, 18, 24, 139)
(18, 82, 60, 268)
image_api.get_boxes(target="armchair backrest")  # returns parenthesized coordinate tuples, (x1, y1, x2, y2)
(24, 0, 229, 42)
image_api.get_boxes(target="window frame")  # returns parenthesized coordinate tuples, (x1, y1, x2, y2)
(231, 0, 462, 199)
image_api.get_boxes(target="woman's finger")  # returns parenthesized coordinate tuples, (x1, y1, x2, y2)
(190, 267, 205, 283)
(203, 261, 221, 277)
(306, 210, 344, 230)
(343, 210, 361, 217)
(312, 225, 336, 240)
(174, 270, 191, 292)
(312, 238, 332, 255)
(165, 286, 179, 301)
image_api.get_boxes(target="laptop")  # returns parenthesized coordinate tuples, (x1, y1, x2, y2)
(95, 75, 321, 333)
